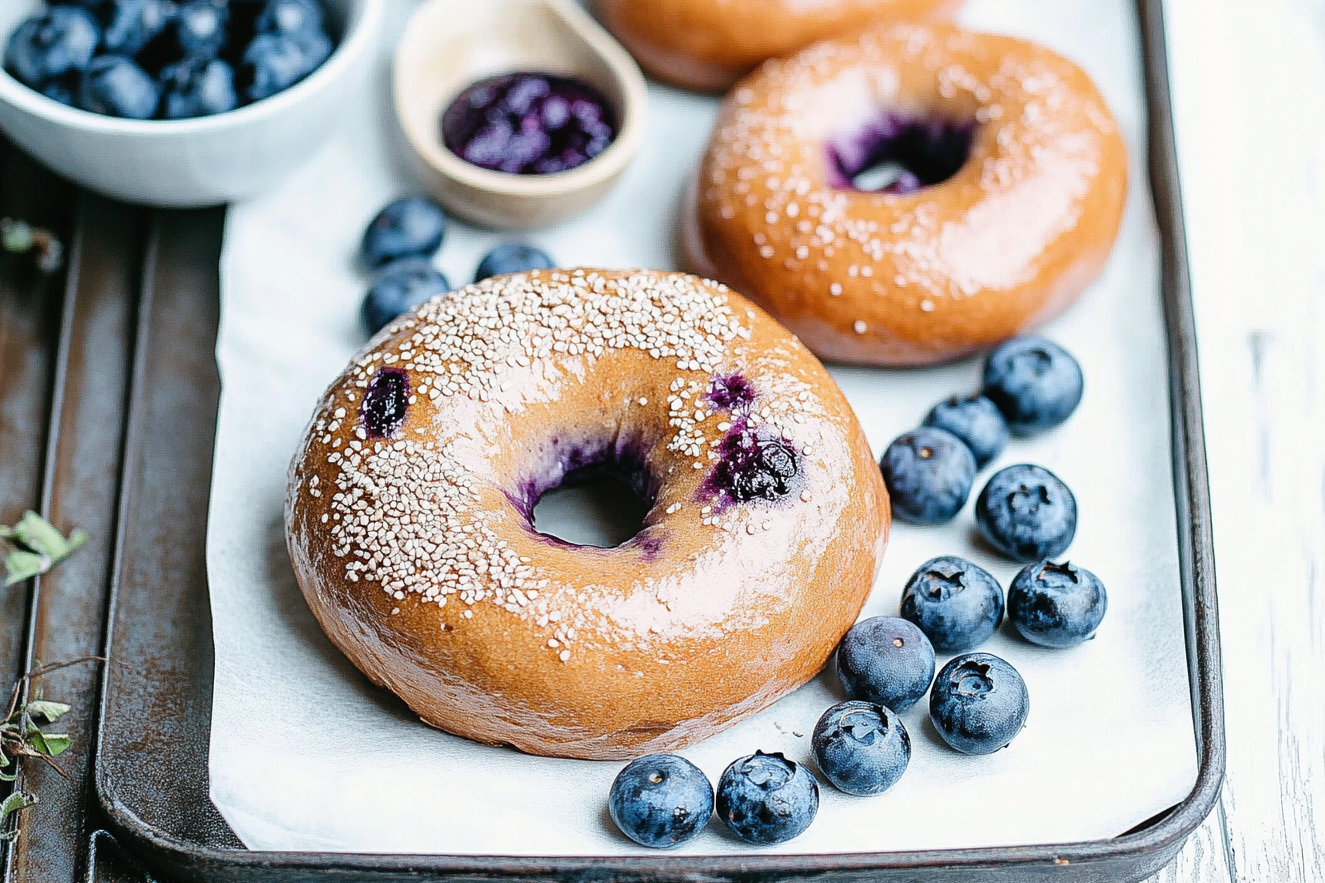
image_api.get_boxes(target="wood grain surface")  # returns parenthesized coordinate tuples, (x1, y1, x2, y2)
(1150, 0, 1325, 880)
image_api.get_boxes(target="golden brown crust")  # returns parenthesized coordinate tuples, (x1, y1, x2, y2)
(592, 0, 962, 93)
(285, 269, 888, 760)
(684, 22, 1129, 366)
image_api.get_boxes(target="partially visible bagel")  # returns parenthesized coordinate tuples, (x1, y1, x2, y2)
(593, 0, 963, 92)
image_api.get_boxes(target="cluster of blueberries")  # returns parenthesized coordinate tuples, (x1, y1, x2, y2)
(358, 195, 555, 336)
(4, 0, 333, 120)
(608, 336, 1108, 849)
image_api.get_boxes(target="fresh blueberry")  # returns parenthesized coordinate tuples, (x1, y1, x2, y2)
(255, 0, 324, 35)
(1008, 560, 1107, 648)
(360, 197, 447, 269)
(879, 427, 976, 524)
(78, 56, 160, 119)
(3, 7, 100, 92)
(174, 0, 228, 56)
(473, 242, 556, 283)
(361, 258, 450, 336)
(241, 30, 331, 101)
(716, 751, 818, 845)
(103, 0, 178, 57)
(922, 394, 1008, 469)
(835, 616, 934, 712)
(900, 555, 1004, 654)
(41, 77, 78, 106)
(929, 652, 1029, 755)
(608, 754, 714, 849)
(812, 701, 910, 796)
(975, 464, 1077, 562)
(159, 57, 236, 118)
(982, 336, 1084, 435)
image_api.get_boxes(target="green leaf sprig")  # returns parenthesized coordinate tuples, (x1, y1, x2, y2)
(0, 218, 63, 274)
(0, 659, 99, 842)
(0, 511, 86, 587)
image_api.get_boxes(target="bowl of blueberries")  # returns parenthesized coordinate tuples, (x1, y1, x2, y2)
(0, 0, 383, 206)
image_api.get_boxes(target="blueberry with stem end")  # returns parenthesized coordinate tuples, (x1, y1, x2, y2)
(812, 700, 911, 796)
(608, 754, 713, 848)
(1007, 560, 1107, 648)
(929, 652, 1029, 755)
(975, 464, 1077, 562)
(982, 336, 1084, 435)
(922, 394, 1009, 469)
(835, 616, 934, 712)
(716, 751, 818, 845)
(900, 555, 1004, 653)
(879, 427, 976, 524)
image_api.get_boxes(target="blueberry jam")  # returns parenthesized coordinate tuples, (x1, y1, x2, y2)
(360, 368, 409, 438)
(441, 72, 617, 175)
(829, 116, 974, 194)
(519, 438, 656, 549)
(706, 374, 755, 412)
(708, 425, 799, 505)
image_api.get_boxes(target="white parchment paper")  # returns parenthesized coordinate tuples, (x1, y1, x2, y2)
(208, 0, 1198, 854)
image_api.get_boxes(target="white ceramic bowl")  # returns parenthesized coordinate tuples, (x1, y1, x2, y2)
(0, 0, 384, 207)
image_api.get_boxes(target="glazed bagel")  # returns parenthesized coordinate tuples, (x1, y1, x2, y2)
(286, 269, 888, 760)
(683, 22, 1129, 366)
(593, 0, 963, 93)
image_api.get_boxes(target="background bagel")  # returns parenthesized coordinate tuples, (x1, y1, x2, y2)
(592, 0, 963, 93)
(285, 269, 888, 760)
(684, 22, 1129, 366)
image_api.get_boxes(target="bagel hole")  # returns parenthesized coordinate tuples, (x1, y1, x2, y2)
(530, 455, 652, 549)
(831, 117, 974, 194)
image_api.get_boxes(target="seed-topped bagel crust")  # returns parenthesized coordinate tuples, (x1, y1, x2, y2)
(286, 269, 888, 760)
(684, 22, 1128, 366)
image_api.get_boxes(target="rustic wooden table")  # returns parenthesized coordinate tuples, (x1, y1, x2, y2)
(0, 0, 1321, 880)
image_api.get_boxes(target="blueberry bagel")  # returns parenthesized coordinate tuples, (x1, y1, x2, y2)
(684, 22, 1128, 366)
(592, 0, 962, 93)
(285, 269, 889, 760)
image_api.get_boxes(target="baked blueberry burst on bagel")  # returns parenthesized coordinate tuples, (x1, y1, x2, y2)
(286, 269, 888, 760)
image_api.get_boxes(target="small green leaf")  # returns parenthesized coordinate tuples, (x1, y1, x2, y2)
(34, 732, 70, 757)
(0, 790, 35, 841)
(23, 701, 69, 724)
(4, 550, 48, 587)
(12, 511, 84, 560)
(2, 512, 86, 586)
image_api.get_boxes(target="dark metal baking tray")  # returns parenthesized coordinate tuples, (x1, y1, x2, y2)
(85, 0, 1224, 879)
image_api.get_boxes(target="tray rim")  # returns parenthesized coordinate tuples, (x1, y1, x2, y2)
(92, 0, 1226, 878)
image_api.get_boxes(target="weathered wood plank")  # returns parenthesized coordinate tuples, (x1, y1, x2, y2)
(1165, 0, 1325, 880)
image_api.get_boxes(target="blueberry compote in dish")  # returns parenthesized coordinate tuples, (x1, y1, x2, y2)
(441, 71, 617, 175)
(4, 0, 336, 119)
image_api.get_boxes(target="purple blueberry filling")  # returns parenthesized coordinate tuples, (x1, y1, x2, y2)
(441, 72, 617, 175)
(829, 115, 974, 195)
(706, 374, 755, 412)
(707, 424, 799, 505)
(360, 368, 409, 438)
(516, 435, 658, 550)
